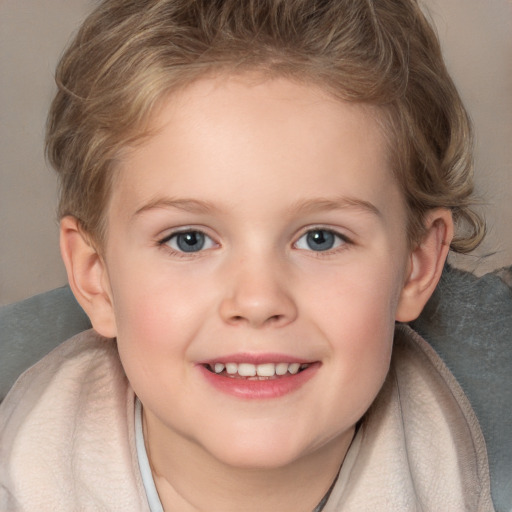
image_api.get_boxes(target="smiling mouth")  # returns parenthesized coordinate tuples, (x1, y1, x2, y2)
(203, 362, 312, 380)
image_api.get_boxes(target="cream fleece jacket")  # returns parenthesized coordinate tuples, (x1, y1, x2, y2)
(0, 325, 494, 511)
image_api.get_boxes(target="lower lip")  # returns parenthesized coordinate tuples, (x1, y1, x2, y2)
(197, 364, 319, 400)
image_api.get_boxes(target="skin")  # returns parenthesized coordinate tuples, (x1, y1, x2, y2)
(61, 75, 453, 511)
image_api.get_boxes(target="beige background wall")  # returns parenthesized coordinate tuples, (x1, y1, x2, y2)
(1, 0, 511, 306)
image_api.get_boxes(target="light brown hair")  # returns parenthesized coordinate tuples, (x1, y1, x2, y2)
(46, 0, 485, 252)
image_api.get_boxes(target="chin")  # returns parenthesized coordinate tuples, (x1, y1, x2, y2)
(214, 446, 303, 471)
(200, 425, 320, 471)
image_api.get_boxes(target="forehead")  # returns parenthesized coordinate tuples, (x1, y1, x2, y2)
(109, 74, 401, 224)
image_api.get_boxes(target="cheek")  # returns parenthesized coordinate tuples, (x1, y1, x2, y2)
(327, 285, 395, 376)
(306, 264, 402, 398)
(308, 258, 403, 336)
(108, 254, 211, 337)
(108, 265, 224, 398)
(110, 281, 198, 408)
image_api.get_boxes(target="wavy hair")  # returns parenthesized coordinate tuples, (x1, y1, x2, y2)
(46, 0, 485, 252)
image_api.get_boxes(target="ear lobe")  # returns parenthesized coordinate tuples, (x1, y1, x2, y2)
(60, 216, 117, 338)
(395, 209, 454, 322)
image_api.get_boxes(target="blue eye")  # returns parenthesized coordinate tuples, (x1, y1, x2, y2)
(163, 231, 216, 253)
(295, 229, 346, 252)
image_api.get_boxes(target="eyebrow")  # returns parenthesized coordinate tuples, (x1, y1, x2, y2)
(288, 197, 381, 218)
(134, 198, 221, 217)
(133, 195, 381, 218)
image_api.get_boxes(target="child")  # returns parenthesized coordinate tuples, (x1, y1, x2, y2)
(0, 0, 494, 510)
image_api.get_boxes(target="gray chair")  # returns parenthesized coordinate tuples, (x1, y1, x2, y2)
(1, 265, 511, 511)
(411, 264, 512, 512)
(0, 286, 91, 402)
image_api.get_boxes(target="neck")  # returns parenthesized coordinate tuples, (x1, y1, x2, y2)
(143, 412, 354, 512)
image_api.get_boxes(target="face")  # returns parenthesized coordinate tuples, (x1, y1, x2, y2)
(101, 76, 412, 471)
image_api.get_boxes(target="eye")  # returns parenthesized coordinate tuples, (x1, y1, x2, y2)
(294, 229, 347, 252)
(161, 230, 216, 253)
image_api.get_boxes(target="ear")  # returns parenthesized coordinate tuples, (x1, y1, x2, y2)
(395, 209, 454, 322)
(60, 216, 117, 338)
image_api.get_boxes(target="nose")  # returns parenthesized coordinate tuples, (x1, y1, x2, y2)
(218, 258, 298, 329)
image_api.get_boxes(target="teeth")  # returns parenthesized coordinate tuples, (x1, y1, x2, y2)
(238, 363, 256, 377)
(256, 363, 275, 377)
(288, 363, 301, 375)
(275, 363, 289, 376)
(225, 363, 238, 375)
(209, 362, 310, 378)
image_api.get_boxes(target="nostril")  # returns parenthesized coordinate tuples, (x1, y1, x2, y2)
(219, 292, 298, 328)
(228, 313, 283, 326)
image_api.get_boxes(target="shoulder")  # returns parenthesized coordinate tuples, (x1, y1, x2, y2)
(0, 331, 147, 511)
(392, 323, 488, 449)
(392, 323, 479, 410)
(0, 329, 127, 460)
(389, 324, 493, 509)
(327, 325, 494, 511)
(0, 329, 124, 420)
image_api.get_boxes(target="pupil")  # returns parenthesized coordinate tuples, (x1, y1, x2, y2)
(307, 230, 335, 251)
(176, 232, 205, 252)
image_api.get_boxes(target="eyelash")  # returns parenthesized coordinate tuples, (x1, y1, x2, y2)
(293, 227, 352, 255)
(157, 228, 218, 258)
(156, 227, 353, 257)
